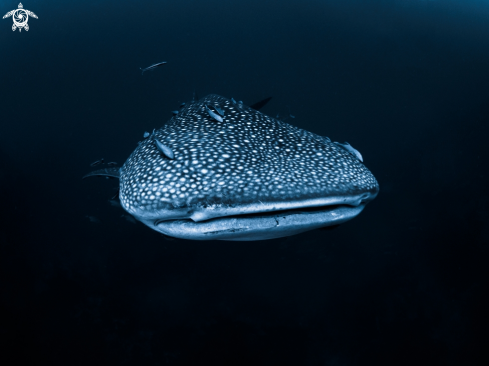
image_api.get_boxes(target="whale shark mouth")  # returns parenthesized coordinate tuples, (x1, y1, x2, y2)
(147, 203, 368, 241)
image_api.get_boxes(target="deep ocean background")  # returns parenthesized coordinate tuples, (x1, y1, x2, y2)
(1, 0, 489, 365)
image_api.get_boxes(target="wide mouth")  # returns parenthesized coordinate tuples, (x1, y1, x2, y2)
(148, 202, 367, 241)
(129, 190, 377, 223)
(154, 203, 344, 226)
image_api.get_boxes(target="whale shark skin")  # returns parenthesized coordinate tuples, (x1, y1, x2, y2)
(93, 94, 379, 241)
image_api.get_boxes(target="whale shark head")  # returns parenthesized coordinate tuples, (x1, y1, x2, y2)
(119, 94, 379, 241)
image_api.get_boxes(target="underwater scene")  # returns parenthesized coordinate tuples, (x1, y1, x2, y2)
(1, 0, 488, 365)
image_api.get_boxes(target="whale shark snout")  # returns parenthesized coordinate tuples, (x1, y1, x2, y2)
(117, 94, 379, 241)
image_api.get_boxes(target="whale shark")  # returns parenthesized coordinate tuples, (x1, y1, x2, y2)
(84, 94, 379, 241)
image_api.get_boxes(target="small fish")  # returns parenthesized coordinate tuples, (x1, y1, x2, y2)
(333, 141, 363, 162)
(214, 105, 225, 117)
(143, 131, 150, 138)
(289, 114, 295, 119)
(82, 167, 120, 180)
(108, 199, 122, 208)
(205, 104, 223, 122)
(171, 110, 179, 116)
(179, 102, 186, 108)
(122, 214, 137, 224)
(90, 158, 104, 167)
(86, 215, 100, 224)
(140, 61, 167, 75)
(231, 98, 237, 104)
(107, 162, 118, 166)
(155, 139, 174, 159)
(111, 189, 120, 200)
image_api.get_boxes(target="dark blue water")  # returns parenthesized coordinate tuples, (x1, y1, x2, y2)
(1, 0, 488, 365)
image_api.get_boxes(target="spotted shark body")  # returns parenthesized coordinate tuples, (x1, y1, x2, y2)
(90, 94, 379, 240)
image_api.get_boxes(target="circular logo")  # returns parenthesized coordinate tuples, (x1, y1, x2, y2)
(13, 9, 28, 28)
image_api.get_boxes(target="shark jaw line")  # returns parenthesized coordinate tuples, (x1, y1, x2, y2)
(187, 191, 376, 222)
(148, 203, 367, 241)
(130, 192, 377, 241)
(125, 191, 376, 222)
